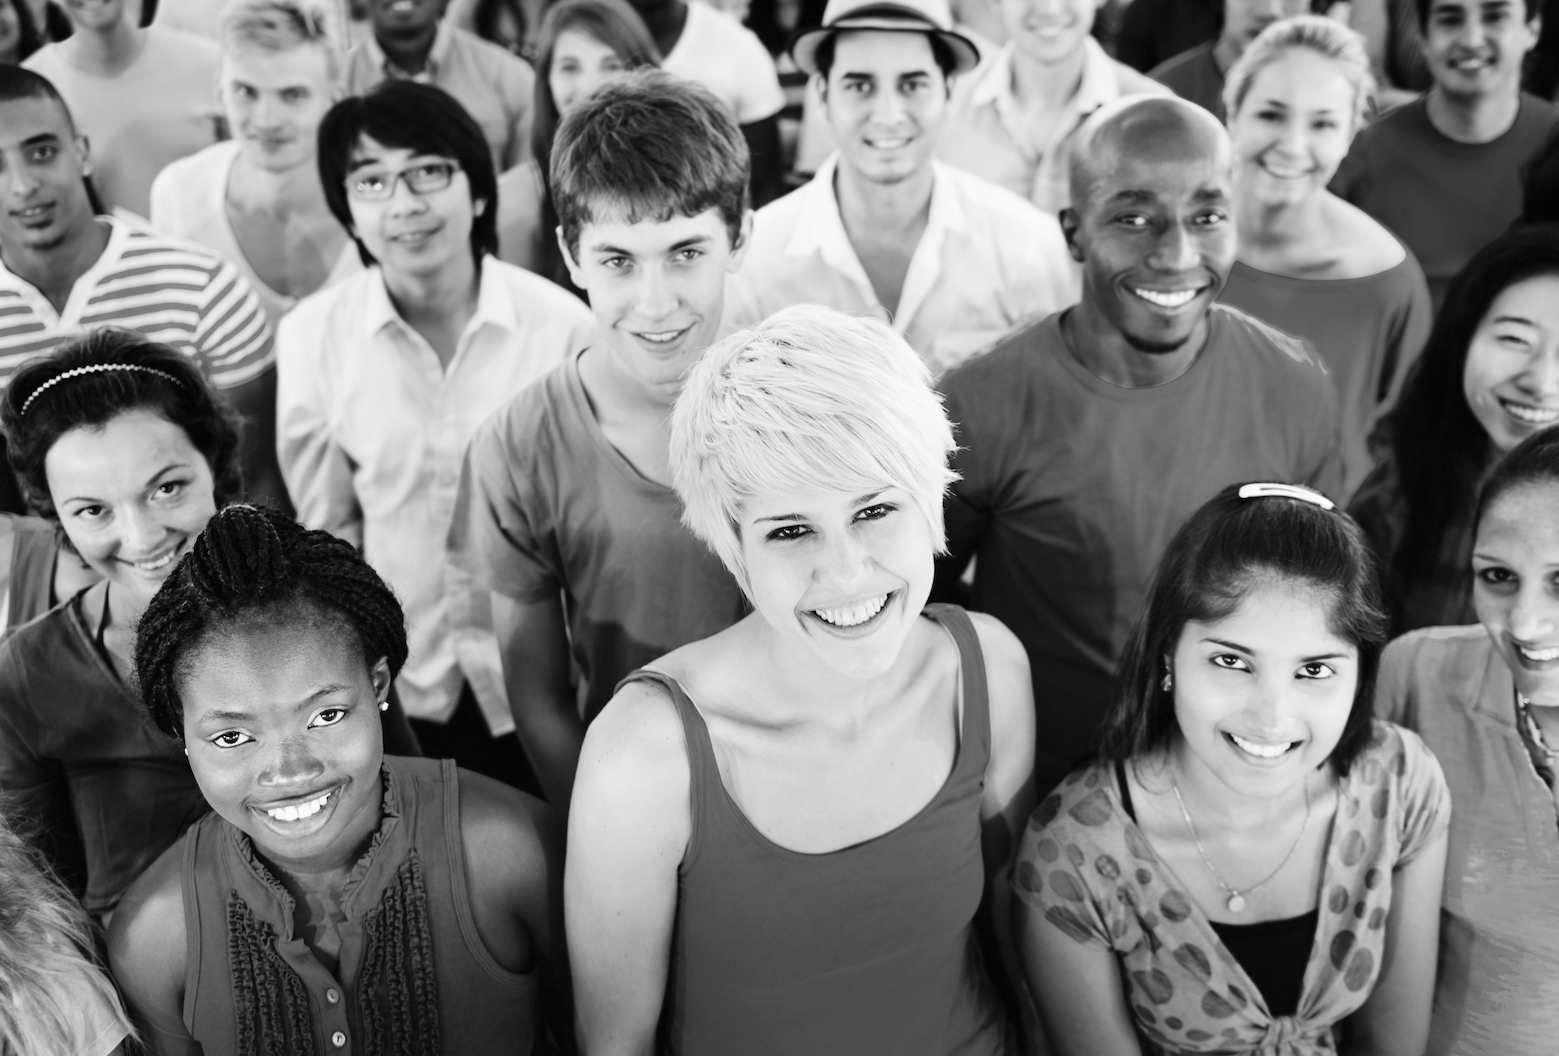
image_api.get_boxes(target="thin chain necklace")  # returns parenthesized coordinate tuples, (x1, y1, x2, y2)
(1170, 770, 1310, 914)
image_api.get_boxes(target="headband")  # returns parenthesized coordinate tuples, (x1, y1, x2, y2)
(20, 363, 185, 416)
(1237, 482, 1336, 511)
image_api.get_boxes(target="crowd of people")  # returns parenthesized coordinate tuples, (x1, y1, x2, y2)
(0, 0, 1553, 1050)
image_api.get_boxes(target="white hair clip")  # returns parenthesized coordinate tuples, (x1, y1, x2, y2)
(1237, 482, 1336, 511)
(20, 363, 184, 416)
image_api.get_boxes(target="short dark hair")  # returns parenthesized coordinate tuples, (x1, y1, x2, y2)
(0, 65, 72, 128)
(1474, 423, 1559, 539)
(316, 81, 499, 267)
(0, 330, 243, 518)
(134, 504, 409, 741)
(551, 69, 748, 258)
(812, 28, 958, 80)
(1415, 0, 1536, 30)
(1, 0, 44, 64)
(1098, 483, 1390, 779)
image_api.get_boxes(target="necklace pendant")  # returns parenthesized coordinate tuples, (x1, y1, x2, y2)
(1227, 893, 1246, 913)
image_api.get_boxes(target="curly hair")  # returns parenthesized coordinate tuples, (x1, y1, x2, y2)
(134, 505, 408, 741)
(0, 329, 242, 519)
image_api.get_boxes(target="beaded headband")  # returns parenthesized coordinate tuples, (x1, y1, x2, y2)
(20, 363, 184, 416)
(1237, 482, 1336, 511)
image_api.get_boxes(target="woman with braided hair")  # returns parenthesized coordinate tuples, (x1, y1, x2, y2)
(109, 503, 568, 1056)
(0, 328, 419, 922)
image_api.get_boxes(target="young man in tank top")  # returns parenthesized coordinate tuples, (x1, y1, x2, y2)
(447, 71, 752, 808)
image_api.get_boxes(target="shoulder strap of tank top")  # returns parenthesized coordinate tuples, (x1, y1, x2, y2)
(616, 668, 714, 866)
(922, 603, 992, 779)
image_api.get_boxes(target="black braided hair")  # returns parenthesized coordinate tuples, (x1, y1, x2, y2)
(0, 328, 243, 518)
(134, 504, 408, 741)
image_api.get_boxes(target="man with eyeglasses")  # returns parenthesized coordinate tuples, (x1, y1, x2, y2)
(276, 81, 596, 791)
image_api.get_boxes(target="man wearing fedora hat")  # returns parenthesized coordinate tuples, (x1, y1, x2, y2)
(724, 0, 1079, 374)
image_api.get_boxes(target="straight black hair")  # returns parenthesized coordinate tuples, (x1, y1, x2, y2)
(1098, 483, 1389, 778)
(1474, 424, 1559, 539)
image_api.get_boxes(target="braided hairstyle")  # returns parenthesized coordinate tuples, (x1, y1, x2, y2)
(135, 505, 408, 741)
(0, 329, 242, 518)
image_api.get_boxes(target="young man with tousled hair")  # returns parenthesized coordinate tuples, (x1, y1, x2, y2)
(934, 95, 1343, 796)
(277, 81, 596, 792)
(448, 71, 751, 808)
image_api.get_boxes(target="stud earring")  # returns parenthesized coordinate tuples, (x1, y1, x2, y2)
(1161, 671, 1173, 693)
(379, 700, 389, 712)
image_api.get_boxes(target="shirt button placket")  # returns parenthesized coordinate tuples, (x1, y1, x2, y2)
(332, 1030, 348, 1049)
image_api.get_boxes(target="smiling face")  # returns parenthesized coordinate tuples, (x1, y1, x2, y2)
(823, 30, 948, 187)
(1229, 48, 1359, 209)
(1171, 576, 1359, 799)
(739, 484, 934, 681)
(1424, 0, 1538, 101)
(0, 95, 96, 256)
(345, 136, 480, 278)
(1474, 482, 1559, 706)
(222, 44, 337, 175)
(366, 0, 442, 38)
(1462, 274, 1559, 452)
(45, 409, 217, 612)
(62, 0, 126, 33)
(181, 615, 390, 871)
(565, 205, 748, 391)
(1066, 115, 1235, 354)
(1001, 0, 1101, 65)
(549, 28, 632, 115)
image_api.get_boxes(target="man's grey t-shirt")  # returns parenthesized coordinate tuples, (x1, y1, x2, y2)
(936, 305, 1342, 793)
(449, 352, 746, 722)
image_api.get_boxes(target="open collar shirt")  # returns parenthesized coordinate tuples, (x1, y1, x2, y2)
(725, 156, 1078, 373)
(936, 38, 1169, 216)
(276, 260, 596, 732)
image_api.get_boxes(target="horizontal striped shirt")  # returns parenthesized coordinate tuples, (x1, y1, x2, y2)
(0, 217, 275, 391)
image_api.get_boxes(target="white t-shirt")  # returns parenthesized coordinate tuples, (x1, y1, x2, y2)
(149, 141, 362, 327)
(662, 0, 783, 125)
(25, 27, 222, 218)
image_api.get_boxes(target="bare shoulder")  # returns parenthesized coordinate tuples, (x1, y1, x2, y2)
(458, 769, 557, 889)
(108, 836, 188, 1009)
(582, 676, 691, 783)
(1327, 194, 1408, 275)
(966, 611, 1035, 735)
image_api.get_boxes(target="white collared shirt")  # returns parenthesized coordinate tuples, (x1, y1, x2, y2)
(725, 157, 1079, 373)
(276, 259, 597, 731)
(936, 38, 1169, 215)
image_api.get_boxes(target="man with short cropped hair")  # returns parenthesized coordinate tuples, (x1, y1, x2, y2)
(448, 71, 751, 807)
(1331, 0, 1558, 309)
(277, 82, 596, 789)
(0, 67, 281, 513)
(151, 0, 359, 327)
(935, 96, 1342, 794)
(727, 0, 1078, 373)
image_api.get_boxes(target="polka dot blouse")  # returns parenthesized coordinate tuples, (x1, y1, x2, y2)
(1015, 721, 1450, 1054)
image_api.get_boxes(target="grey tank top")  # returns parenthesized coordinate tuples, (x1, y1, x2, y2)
(622, 603, 1009, 1056)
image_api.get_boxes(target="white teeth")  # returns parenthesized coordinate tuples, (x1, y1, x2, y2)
(814, 593, 889, 628)
(1132, 287, 1198, 308)
(1519, 645, 1559, 662)
(867, 137, 910, 149)
(1501, 400, 1559, 425)
(132, 550, 176, 571)
(636, 330, 682, 344)
(1228, 732, 1296, 759)
(264, 791, 330, 822)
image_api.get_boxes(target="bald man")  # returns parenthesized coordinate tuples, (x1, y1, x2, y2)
(933, 96, 1343, 794)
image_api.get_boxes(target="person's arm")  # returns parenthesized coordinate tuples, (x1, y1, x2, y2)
(566, 680, 691, 1056)
(0, 664, 87, 897)
(1341, 829, 1448, 1056)
(460, 771, 574, 1053)
(970, 613, 1039, 1051)
(493, 591, 585, 809)
(107, 843, 201, 1056)
(1017, 899, 1143, 1056)
(741, 115, 785, 209)
(274, 311, 364, 545)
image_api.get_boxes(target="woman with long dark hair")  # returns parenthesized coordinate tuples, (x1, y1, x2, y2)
(1350, 225, 1559, 633)
(495, 0, 659, 288)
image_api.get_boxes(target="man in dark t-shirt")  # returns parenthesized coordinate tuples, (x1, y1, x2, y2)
(1331, 0, 1557, 308)
(935, 97, 1341, 795)
(1148, 0, 1310, 119)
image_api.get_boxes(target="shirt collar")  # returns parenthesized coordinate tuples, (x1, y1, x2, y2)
(361, 256, 515, 344)
(785, 155, 967, 264)
(368, 20, 451, 80)
(969, 37, 1121, 115)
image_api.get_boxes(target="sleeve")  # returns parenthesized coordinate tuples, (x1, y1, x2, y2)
(446, 409, 562, 602)
(64, 967, 131, 1056)
(274, 308, 363, 547)
(731, 24, 785, 124)
(1372, 262, 1433, 410)
(1373, 632, 1422, 728)
(1011, 788, 1116, 950)
(192, 259, 275, 389)
(0, 646, 86, 896)
(1390, 724, 1453, 868)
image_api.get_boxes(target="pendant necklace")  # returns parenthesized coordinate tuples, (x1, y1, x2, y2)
(1170, 771, 1310, 914)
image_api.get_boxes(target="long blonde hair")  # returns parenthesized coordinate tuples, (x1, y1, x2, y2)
(0, 808, 131, 1056)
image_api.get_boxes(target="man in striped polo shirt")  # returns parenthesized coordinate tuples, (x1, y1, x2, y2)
(0, 68, 282, 513)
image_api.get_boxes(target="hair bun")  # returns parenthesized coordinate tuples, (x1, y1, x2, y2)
(188, 504, 293, 607)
